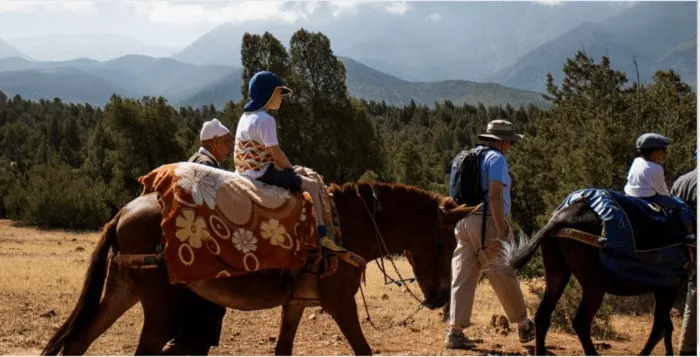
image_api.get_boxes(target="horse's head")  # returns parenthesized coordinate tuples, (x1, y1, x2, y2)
(403, 196, 479, 310)
(331, 182, 480, 310)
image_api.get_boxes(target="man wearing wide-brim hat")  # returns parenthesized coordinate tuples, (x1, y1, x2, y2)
(446, 119, 535, 349)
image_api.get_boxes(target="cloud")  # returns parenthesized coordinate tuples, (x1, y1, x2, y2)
(535, 0, 562, 5)
(382, 1, 410, 15)
(328, 1, 411, 17)
(328, 1, 367, 17)
(128, 1, 318, 26)
(0, 0, 96, 14)
(0, 1, 412, 25)
(427, 13, 442, 22)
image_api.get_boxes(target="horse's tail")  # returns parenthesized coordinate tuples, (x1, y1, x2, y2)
(501, 218, 560, 271)
(41, 211, 120, 355)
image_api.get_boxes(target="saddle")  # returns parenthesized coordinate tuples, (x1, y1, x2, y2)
(558, 189, 693, 287)
(137, 162, 363, 284)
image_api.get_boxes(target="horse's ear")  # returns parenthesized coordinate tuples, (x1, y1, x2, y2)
(440, 203, 481, 225)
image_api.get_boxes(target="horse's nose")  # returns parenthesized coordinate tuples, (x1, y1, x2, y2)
(422, 294, 447, 310)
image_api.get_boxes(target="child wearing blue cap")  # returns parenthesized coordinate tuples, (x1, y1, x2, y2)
(234, 71, 363, 267)
(624, 133, 695, 241)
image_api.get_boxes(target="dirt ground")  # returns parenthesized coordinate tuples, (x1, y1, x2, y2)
(0, 219, 684, 356)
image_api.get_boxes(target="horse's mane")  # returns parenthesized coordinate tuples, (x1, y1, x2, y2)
(329, 181, 458, 210)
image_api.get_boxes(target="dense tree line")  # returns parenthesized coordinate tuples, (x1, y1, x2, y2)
(0, 30, 695, 242)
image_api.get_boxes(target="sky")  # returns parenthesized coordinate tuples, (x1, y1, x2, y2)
(0, 0, 573, 49)
(0, 1, 423, 48)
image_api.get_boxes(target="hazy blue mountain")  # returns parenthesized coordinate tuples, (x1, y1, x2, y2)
(180, 57, 549, 109)
(171, 2, 631, 82)
(0, 67, 137, 106)
(489, 2, 697, 91)
(6, 33, 176, 62)
(0, 39, 29, 60)
(177, 69, 243, 108)
(0, 55, 235, 102)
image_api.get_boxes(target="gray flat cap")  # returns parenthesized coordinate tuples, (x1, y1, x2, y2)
(636, 133, 672, 149)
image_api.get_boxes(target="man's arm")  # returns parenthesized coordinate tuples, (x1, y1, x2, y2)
(488, 181, 507, 238)
(267, 145, 293, 170)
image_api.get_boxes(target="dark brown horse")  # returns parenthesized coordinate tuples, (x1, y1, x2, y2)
(42, 182, 475, 355)
(504, 200, 688, 356)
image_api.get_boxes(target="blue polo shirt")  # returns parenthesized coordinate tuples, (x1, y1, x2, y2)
(480, 149, 511, 217)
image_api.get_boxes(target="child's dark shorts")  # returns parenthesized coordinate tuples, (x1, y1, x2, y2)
(258, 165, 303, 192)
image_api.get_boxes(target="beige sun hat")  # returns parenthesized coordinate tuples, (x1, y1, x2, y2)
(477, 119, 524, 142)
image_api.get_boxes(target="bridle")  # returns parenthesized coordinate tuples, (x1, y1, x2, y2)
(354, 184, 446, 329)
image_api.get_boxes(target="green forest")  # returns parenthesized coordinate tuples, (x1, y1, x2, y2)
(0, 29, 696, 239)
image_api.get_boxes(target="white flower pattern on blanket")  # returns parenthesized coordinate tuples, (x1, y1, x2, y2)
(260, 219, 292, 249)
(175, 209, 210, 249)
(175, 164, 223, 209)
(232, 228, 257, 253)
(140, 162, 336, 283)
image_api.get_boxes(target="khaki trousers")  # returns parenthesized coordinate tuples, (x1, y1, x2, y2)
(679, 269, 696, 355)
(448, 213, 528, 330)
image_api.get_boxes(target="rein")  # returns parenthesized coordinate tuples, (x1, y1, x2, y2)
(354, 184, 443, 329)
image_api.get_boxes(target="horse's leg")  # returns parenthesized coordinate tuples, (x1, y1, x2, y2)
(535, 238, 572, 355)
(63, 262, 139, 355)
(640, 290, 676, 355)
(571, 287, 605, 356)
(322, 293, 372, 356)
(661, 290, 678, 356)
(274, 303, 305, 355)
(663, 324, 674, 356)
(319, 266, 372, 356)
(133, 268, 184, 355)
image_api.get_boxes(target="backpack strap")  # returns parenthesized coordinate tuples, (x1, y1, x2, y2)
(476, 146, 496, 250)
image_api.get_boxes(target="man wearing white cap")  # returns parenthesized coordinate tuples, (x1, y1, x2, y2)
(189, 118, 234, 167)
(162, 118, 232, 355)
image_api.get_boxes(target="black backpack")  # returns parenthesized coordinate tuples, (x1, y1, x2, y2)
(448, 145, 493, 206)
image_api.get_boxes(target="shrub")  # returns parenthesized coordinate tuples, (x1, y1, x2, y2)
(5, 164, 111, 230)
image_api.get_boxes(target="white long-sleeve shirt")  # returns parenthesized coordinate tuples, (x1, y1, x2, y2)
(624, 157, 670, 197)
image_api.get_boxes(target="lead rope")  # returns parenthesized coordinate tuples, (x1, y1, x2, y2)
(355, 186, 424, 304)
(354, 185, 430, 330)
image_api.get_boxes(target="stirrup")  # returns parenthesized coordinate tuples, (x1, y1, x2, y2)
(320, 237, 366, 268)
(320, 236, 347, 252)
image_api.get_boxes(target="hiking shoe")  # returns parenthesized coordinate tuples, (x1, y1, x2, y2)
(445, 330, 475, 349)
(518, 319, 536, 343)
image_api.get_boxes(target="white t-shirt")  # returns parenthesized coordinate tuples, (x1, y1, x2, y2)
(624, 157, 670, 197)
(234, 111, 278, 178)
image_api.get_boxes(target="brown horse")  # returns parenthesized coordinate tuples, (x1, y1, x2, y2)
(503, 200, 689, 356)
(42, 182, 475, 356)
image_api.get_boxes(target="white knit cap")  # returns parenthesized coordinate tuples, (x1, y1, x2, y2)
(200, 118, 230, 141)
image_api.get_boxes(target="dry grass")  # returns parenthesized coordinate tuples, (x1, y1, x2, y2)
(0, 219, 683, 356)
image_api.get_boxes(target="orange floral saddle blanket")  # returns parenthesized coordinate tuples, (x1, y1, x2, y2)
(138, 162, 339, 284)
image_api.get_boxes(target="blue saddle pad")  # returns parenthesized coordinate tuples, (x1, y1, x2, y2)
(557, 189, 691, 287)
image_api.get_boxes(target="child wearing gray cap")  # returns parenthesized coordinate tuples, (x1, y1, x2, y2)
(624, 133, 695, 241)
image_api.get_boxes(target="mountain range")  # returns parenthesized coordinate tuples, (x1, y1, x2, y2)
(0, 39, 28, 60)
(4, 33, 176, 62)
(489, 2, 697, 91)
(0, 2, 694, 107)
(169, 1, 634, 82)
(0, 55, 547, 109)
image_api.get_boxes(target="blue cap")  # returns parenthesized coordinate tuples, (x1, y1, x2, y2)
(636, 133, 672, 150)
(243, 71, 291, 112)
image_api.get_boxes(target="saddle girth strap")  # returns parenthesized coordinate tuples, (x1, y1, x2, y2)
(553, 228, 604, 248)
